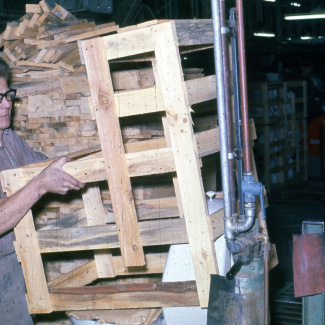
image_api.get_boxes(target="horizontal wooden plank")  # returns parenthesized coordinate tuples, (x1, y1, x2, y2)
(37, 209, 224, 253)
(51, 280, 196, 294)
(3, 126, 218, 190)
(97, 26, 155, 61)
(116, 75, 216, 117)
(194, 127, 219, 157)
(94, 20, 213, 61)
(17, 147, 174, 185)
(38, 21, 94, 39)
(115, 86, 165, 117)
(174, 19, 213, 46)
(39, 196, 179, 231)
(50, 281, 199, 310)
(62, 24, 119, 44)
(37, 218, 186, 253)
(49, 252, 168, 289)
(59, 73, 216, 116)
(184, 75, 217, 105)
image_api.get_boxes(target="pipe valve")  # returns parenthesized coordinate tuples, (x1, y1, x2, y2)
(242, 172, 266, 220)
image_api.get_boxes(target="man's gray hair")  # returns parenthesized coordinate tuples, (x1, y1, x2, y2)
(0, 58, 11, 82)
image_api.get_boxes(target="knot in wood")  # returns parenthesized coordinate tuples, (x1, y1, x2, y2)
(98, 93, 110, 105)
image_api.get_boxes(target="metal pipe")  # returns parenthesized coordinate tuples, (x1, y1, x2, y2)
(230, 8, 244, 216)
(237, 202, 255, 232)
(264, 248, 270, 325)
(236, 0, 252, 173)
(211, 0, 232, 226)
(220, 0, 236, 215)
(226, 202, 255, 235)
(257, 233, 270, 325)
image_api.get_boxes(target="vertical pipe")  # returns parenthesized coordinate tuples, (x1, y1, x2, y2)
(236, 0, 252, 173)
(230, 8, 244, 215)
(258, 234, 270, 325)
(220, 0, 236, 215)
(211, 0, 232, 220)
(264, 249, 270, 325)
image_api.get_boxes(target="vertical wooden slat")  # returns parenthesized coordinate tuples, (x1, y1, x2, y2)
(1, 168, 52, 313)
(153, 22, 218, 307)
(81, 37, 145, 267)
(151, 58, 184, 218)
(82, 183, 115, 278)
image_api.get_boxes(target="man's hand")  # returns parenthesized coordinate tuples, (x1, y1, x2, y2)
(0, 157, 85, 235)
(36, 157, 85, 196)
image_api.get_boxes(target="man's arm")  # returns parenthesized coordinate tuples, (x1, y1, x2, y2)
(0, 157, 85, 235)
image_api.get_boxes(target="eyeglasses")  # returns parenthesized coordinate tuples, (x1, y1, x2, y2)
(0, 89, 16, 104)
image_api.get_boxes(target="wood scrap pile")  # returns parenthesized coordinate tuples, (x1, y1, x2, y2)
(0, 0, 120, 158)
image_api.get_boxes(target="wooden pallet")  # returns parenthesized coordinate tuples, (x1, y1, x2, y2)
(0, 19, 219, 314)
(1, 19, 271, 315)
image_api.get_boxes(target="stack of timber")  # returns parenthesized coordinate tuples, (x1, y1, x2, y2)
(0, 0, 119, 159)
(0, 17, 274, 321)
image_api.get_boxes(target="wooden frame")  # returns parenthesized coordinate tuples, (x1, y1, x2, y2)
(1, 20, 223, 313)
(1, 19, 272, 315)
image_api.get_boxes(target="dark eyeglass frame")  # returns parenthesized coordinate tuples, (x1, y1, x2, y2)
(0, 89, 16, 104)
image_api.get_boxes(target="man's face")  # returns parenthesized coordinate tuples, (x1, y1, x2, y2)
(0, 77, 12, 132)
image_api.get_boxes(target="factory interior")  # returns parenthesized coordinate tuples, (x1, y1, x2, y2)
(0, 0, 324, 324)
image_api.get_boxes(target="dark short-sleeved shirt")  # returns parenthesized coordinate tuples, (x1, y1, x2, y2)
(0, 128, 47, 258)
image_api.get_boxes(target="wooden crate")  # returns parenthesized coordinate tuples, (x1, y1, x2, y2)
(1, 19, 220, 314)
(1, 19, 272, 317)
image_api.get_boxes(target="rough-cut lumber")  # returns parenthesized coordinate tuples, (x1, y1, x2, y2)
(4, 169, 52, 314)
(48, 253, 168, 288)
(36, 210, 224, 253)
(60, 68, 155, 94)
(39, 0, 52, 13)
(39, 195, 179, 229)
(50, 281, 199, 310)
(28, 13, 41, 29)
(62, 24, 119, 44)
(58, 48, 80, 71)
(49, 252, 168, 289)
(2, 126, 219, 190)
(4, 39, 23, 62)
(82, 184, 115, 278)
(153, 22, 217, 308)
(54, 22, 115, 40)
(15, 79, 61, 97)
(82, 37, 145, 267)
(52, 3, 77, 21)
(26, 4, 43, 14)
(102, 20, 213, 61)
(3, 22, 21, 41)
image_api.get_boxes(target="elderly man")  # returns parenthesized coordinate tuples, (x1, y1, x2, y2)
(0, 57, 85, 323)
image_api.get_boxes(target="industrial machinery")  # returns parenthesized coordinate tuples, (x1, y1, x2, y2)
(160, 1, 272, 324)
(207, 0, 271, 324)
